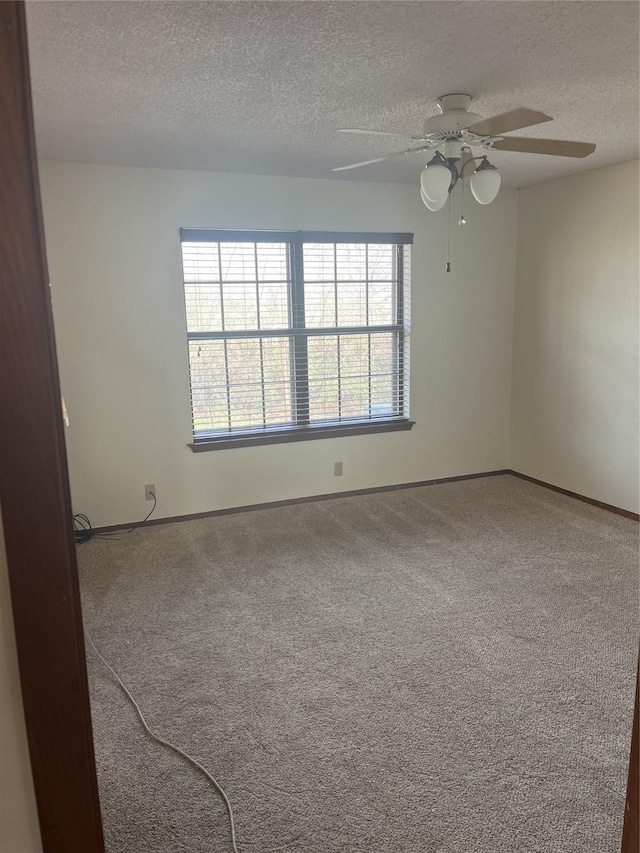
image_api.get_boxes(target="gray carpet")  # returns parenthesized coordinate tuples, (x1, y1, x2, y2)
(79, 474, 639, 853)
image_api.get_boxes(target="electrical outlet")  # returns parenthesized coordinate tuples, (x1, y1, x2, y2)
(334, 462, 343, 477)
(144, 484, 156, 501)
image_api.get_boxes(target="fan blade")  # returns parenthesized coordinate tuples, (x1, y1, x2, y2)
(337, 128, 418, 140)
(467, 108, 552, 137)
(492, 137, 596, 158)
(332, 146, 432, 172)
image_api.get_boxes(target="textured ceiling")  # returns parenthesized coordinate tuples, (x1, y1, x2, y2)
(26, 1, 639, 187)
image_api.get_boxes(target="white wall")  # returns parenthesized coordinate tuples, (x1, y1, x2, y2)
(0, 513, 42, 853)
(39, 161, 518, 527)
(511, 160, 639, 514)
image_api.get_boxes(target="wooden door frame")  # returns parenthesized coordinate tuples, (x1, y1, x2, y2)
(0, 1, 636, 850)
(622, 655, 639, 851)
(0, 3, 104, 850)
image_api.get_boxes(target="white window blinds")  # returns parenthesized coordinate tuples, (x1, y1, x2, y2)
(180, 230, 412, 445)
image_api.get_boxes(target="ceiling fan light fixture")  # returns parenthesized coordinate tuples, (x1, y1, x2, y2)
(420, 186, 447, 211)
(420, 156, 452, 202)
(469, 157, 501, 205)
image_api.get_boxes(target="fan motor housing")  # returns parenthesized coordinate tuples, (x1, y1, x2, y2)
(423, 93, 482, 136)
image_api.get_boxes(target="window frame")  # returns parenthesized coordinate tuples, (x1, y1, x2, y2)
(180, 229, 414, 451)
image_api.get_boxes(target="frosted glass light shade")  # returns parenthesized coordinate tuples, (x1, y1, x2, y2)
(420, 164, 451, 203)
(469, 168, 501, 205)
(420, 187, 447, 211)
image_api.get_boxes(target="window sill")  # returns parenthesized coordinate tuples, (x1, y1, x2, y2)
(189, 419, 414, 452)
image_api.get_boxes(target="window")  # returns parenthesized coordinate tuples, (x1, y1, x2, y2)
(180, 229, 413, 450)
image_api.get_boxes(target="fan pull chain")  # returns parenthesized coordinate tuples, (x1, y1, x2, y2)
(446, 192, 451, 273)
(459, 178, 467, 227)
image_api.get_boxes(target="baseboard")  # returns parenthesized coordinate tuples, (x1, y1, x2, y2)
(94, 469, 511, 533)
(507, 470, 639, 521)
(94, 467, 639, 533)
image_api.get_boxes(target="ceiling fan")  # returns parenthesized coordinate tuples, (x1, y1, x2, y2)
(333, 93, 596, 211)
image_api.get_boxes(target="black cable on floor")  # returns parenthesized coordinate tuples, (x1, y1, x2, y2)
(73, 492, 157, 544)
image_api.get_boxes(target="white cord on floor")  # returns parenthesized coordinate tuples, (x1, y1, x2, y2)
(84, 628, 240, 853)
